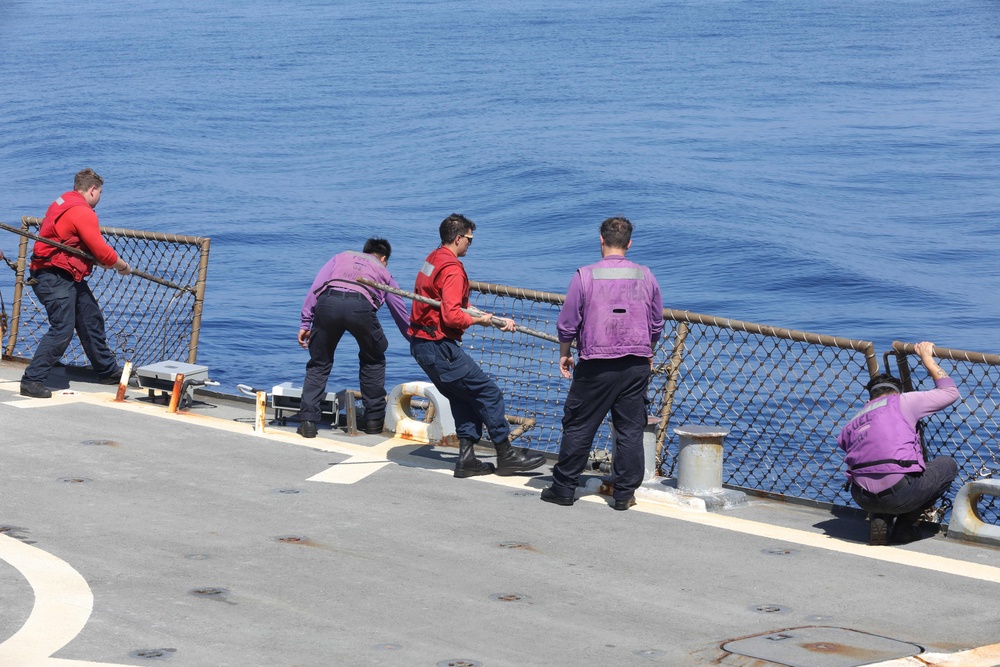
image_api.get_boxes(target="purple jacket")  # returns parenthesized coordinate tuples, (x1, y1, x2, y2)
(557, 255, 664, 360)
(300, 250, 410, 338)
(837, 378, 960, 493)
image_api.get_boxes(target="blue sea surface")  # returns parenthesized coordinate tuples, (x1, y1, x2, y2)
(1, 0, 999, 394)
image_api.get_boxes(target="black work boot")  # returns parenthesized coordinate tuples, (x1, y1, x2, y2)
(20, 380, 52, 399)
(494, 439, 546, 476)
(363, 419, 384, 435)
(454, 438, 495, 478)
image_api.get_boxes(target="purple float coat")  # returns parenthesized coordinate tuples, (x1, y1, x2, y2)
(557, 255, 664, 359)
(837, 377, 959, 494)
(300, 251, 410, 338)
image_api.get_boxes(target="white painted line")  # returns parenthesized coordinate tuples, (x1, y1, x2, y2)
(2, 390, 89, 409)
(307, 456, 392, 484)
(0, 534, 127, 666)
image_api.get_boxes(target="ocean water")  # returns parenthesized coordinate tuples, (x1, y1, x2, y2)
(1, 0, 999, 394)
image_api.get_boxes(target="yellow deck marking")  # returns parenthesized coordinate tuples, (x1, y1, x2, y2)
(869, 644, 1000, 666)
(0, 534, 127, 666)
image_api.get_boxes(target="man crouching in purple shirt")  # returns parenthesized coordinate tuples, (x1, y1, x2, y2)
(297, 238, 411, 438)
(541, 217, 664, 511)
(838, 341, 960, 545)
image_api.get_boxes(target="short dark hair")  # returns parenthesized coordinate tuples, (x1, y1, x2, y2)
(74, 168, 103, 192)
(866, 373, 903, 400)
(600, 217, 632, 249)
(364, 237, 391, 260)
(439, 213, 476, 244)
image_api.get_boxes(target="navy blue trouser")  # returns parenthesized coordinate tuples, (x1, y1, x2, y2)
(851, 456, 959, 523)
(300, 289, 388, 423)
(551, 356, 651, 501)
(22, 268, 118, 383)
(410, 337, 510, 444)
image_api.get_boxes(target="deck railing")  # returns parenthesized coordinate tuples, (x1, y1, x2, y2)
(468, 281, 997, 523)
(2, 216, 210, 368)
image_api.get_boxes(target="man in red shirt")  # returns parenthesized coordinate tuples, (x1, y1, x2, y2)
(409, 214, 545, 478)
(20, 169, 131, 398)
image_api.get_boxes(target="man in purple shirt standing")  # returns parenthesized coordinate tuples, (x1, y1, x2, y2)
(297, 238, 410, 438)
(838, 341, 960, 545)
(541, 217, 664, 511)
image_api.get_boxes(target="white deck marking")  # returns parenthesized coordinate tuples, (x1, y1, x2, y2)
(0, 534, 127, 666)
(2, 390, 86, 409)
(307, 454, 392, 484)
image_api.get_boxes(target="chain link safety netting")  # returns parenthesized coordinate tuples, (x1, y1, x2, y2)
(890, 342, 1000, 524)
(2, 217, 209, 369)
(467, 281, 886, 509)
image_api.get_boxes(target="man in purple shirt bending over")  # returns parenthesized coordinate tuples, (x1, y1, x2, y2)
(838, 341, 960, 545)
(541, 217, 664, 511)
(297, 238, 410, 438)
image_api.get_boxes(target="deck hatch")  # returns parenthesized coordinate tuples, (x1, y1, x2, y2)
(722, 626, 921, 667)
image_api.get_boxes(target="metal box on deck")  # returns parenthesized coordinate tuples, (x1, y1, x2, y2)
(135, 361, 210, 405)
(270, 382, 338, 423)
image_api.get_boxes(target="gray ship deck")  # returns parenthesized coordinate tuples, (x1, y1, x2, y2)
(1, 359, 998, 667)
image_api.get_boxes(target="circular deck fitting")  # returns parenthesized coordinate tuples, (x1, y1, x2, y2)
(189, 587, 228, 597)
(372, 643, 403, 651)
(437, 660, 482, 667)
(634, 649, 666, 659)
(761, 548, 798, 556)
(489, 593, 529, 603)
(751, 603, 789, 614)
(80, 439, 120, 447)
(129, 648, 175, 660)
(58, 477, 90, 484)
(184, 553, 211, 561)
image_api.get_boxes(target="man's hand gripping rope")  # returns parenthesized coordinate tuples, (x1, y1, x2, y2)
(356, 277, 553, 342)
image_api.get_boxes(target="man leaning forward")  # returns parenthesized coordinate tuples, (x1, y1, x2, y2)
(409, 213, 546, 478)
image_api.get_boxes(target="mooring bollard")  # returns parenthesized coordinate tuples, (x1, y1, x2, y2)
(674, 425, 731, 494)
(609, 416, 661, 484)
